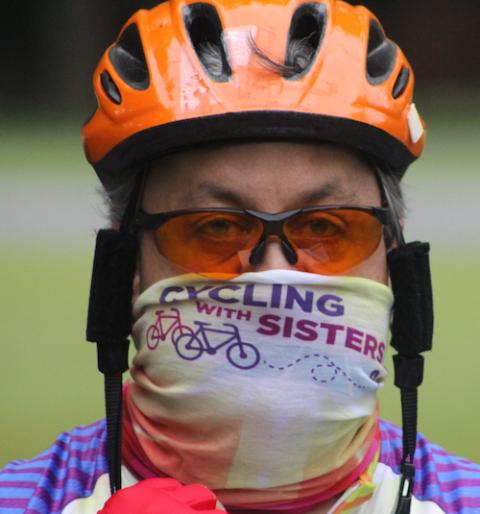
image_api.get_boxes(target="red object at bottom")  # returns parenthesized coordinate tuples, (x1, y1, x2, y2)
(98, 478, 225, 514)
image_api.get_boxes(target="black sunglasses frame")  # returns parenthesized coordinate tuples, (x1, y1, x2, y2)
(134, 205, 394, 267)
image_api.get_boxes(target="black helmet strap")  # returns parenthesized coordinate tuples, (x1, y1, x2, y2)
(388, 241, 433, 514)
(86, 171, 143, 495)
(86, 229, 137, 494)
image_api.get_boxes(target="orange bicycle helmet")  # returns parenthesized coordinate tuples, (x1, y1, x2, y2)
(82, 0, 426, 190)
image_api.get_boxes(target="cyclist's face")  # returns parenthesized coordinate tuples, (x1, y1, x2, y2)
(138, 142, 388, 291)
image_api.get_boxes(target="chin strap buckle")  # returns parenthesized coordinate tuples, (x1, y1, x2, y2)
(394, 461, 415, 514)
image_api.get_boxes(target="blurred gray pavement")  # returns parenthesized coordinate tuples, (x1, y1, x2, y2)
(402, 175, 480, 250)
(1, 173, 479, 251)
(0, 176, 104, 249)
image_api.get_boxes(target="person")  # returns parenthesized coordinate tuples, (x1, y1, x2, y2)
(1, 0, 479, 513)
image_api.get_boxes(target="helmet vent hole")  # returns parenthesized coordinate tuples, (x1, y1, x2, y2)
(285, 2, 327, 79)
(100, 71, 122, 105)
(183, 3, 232, 82)
(366, 19, 397, 85)
(392, 66, 410, 99)
(109, 23, 150, 91)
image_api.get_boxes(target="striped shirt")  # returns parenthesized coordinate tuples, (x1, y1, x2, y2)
(1, 419, 479, 513)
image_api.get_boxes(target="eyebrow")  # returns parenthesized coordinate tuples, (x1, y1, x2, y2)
(298, 182, 360, 205)
(181, 179, 360, 209)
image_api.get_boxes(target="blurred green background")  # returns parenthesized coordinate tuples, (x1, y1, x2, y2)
(1, 0, 480, 467)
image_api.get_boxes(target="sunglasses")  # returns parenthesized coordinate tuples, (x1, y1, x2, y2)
(134, 206, 393, 277)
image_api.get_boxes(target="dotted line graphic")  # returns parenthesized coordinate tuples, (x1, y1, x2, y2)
(263, 354, 366, 390)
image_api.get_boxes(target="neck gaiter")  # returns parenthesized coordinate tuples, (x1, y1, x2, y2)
(123, 270, 393, 512)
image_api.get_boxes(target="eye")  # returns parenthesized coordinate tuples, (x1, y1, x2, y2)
(194, 214, 254, 240)
(290, 211, 346, 239)
(201, 218, 234, 236)
(308, 217, 342, 236)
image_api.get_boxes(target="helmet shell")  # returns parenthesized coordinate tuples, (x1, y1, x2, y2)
(83, 0, 426, 190)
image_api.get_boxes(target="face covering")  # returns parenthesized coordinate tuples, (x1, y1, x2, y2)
(123, 270, 393, 512)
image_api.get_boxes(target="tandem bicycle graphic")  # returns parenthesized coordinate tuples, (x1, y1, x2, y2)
(146, 308, 261, 370)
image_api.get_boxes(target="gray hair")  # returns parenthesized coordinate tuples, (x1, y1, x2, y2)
(375, 166, 406, 245)
(100, 174, 138, 226)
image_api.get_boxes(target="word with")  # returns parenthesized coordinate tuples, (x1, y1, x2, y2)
(196, 301, 252, 321)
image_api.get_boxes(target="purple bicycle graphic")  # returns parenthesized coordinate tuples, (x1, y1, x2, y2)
(146, 308, 193, 350)
(172, 321, 260, 370)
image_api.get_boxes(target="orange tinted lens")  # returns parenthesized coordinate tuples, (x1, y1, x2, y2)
(153, 212, 262, 275)
(284, 209, 383, 274)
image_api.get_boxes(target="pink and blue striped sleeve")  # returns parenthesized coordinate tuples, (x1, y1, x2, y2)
(0, 420, 108, 514)
(379, 419, 480, 514)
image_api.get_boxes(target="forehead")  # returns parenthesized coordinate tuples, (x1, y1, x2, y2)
(143, 142, 380, 212)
